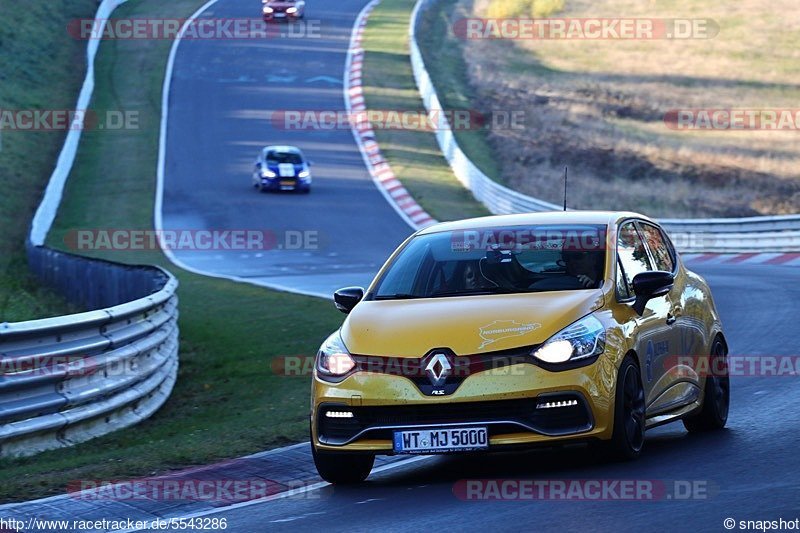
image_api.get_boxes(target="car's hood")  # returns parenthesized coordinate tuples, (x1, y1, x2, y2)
(341, 290, 606, 357)
(267, 162, 304, 177)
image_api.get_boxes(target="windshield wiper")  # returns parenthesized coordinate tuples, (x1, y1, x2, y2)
(429, 286, 522, 297)
(373, 293, 422, 300)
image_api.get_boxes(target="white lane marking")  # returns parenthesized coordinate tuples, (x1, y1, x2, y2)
(119, 455, 432, 532)
(153, 0, 331, 299)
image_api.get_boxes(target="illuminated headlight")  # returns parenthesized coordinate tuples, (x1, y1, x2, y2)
(262, 6, 274, 13)
(298, 170, 310, 179)
(286, 7, 298, 13)
(532, 315, 605, 364)
(325, 410, 354, 418)
(261, 169, 276, 178)
(316, 331, 356, 378)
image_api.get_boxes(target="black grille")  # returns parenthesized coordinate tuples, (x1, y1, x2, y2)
(318, 394, 592, 446)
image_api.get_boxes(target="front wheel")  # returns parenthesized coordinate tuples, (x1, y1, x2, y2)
(683, 339, 729, 432)
(602, 356, 646, 460)
(312, 444, 374, 484)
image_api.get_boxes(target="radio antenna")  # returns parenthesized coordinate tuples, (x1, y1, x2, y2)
(563, 166, 568, 211)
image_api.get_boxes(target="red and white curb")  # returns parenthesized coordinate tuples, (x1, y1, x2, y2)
(683, 253, 800, 266)
(344, 0, 437, 231)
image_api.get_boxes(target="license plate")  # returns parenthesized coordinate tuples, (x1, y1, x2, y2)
(274, 13, 286, 17)
(280, 180, 295, 187)
(393, 426, 488, 454)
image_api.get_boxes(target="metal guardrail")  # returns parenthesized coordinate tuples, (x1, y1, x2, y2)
(0, 245, 179, 458)
(408, 0, 800, 252)
(0, 0, 180, 459)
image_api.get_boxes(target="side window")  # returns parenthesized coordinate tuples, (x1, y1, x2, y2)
(616, 257, 631, 300)
(617, 222, 652, 294)
(638, 223, 675, 272)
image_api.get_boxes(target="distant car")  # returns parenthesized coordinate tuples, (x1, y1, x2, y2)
(252, 146, 312, 193)
(262, 0, 305, 21)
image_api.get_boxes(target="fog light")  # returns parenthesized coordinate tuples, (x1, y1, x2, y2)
(325, 410, 354, 418)
(536, 399, 578, 409)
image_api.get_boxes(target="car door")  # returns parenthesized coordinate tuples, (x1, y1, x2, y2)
(615, 220, 675, 411)
(637, 222, 705, 410)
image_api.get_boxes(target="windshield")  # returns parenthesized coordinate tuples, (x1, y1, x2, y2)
(266, 151, 303, 165)
(371, 225, 607, 300)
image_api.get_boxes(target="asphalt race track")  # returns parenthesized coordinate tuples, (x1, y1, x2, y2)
(159, 1, 800, 531)
(161, 0, 413, 297)
(139, 263, 800, 532)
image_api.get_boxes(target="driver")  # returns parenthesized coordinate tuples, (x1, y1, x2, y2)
(563, 250, 601, 288)
(456, 260, 490, 290)
(528, 250, 602, 291)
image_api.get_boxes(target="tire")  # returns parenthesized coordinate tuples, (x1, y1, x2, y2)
(603, 356, 646, 460)
(312, 444, 374, 484)
(683, 339, 729, 432)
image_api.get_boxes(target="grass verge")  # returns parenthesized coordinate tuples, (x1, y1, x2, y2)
(0, 0, 343, 502)
(0, 1, 96, 321)
(419, 0, 800, 217)
(361, 0, 489, 221)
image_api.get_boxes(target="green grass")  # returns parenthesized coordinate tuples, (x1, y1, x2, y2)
(0, 0, 97, 321)
(0, 0, 343, 502)
(361, 0, 489, 221)
(415, 0, 503, 183)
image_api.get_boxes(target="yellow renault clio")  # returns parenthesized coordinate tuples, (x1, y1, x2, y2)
(311, 211, 729, 483)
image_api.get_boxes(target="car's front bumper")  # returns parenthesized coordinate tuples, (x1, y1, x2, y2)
(263, 11, 302, 21)
(311, 356, 619, 454)
(260, 178, 310, 191)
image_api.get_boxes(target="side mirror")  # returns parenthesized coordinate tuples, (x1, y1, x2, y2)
(333, 286, 364, 314)
(631, 271, 674, 316)
(307, 160, 313, 167)
(255, 161, 262, 168)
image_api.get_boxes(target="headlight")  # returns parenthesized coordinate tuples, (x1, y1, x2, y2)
(533, 315, 605, 364)
(262, 6, 274, 13)
(286, 7, 298, 13)
(316, 331, 356, 378)
(261, 169, 276, 178)
(298, 170, 310, 179)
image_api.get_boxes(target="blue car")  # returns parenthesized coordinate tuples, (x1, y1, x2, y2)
(252, 145, 312, 193)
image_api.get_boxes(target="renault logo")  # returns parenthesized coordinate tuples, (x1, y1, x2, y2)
(424, 352, 452, 387)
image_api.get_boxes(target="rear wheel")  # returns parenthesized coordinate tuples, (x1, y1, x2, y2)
(683, 339, 729, 432)
(312, 444, 374, 484)
(603, 356, 646, 460)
